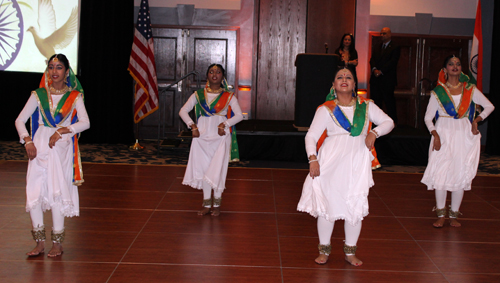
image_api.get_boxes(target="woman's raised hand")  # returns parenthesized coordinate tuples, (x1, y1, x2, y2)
(191, 125, 200, 138)
(218, 123, 226, 136)
(365, 132, 376, 149)
(48, 131, 62, 149)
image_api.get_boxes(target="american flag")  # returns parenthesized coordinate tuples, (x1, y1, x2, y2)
(128, 0, 158, 123)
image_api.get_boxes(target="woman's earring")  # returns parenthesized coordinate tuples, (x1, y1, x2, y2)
(207, 79, 210, 87)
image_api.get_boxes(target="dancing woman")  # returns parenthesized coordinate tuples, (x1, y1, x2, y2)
(422, 55, 494, 228)
(297, 67, 394, 266)
(15, 54, 89, 257)
(179, 64, 243, 216)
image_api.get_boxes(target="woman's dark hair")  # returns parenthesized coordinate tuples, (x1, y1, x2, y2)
(338, 33, 355, 51)
(206, 64, 226, 77)
(48, 54, 70, 70)
(442, 55, 461, 68)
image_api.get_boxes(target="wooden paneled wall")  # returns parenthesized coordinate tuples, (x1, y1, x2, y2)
(255, 0, 356, 120)
(306, 0, 356, 54)
(256, 0, 307, 120)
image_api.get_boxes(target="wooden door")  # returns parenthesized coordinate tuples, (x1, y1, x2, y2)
(185, 29, 238, 95)
(137, 28, 183, 139)
(137, 27, 237, 139)
(369, 34, 471, 129)
(420, 37, 470, 84)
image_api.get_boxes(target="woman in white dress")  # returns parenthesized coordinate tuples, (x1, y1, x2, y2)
(15, 54, 90, 257)
(421, 55, 494, 228)
(179, 64, 243, 216)
(297, 68, 394, 266)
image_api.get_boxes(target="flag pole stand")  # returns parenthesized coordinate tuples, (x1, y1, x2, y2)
(130, 139, 144, 150)
(130, 119, 144, 150)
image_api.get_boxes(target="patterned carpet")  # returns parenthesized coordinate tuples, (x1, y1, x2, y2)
(1, 140, 499, 175)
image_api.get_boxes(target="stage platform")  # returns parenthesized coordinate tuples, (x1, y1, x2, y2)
(236, 120, 431, 166)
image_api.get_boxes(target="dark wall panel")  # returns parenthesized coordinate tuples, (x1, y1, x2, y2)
(306, 0, 356, 54)
(256, 0, 307, 120)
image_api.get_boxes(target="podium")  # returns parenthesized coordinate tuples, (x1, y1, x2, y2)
(294, 53, 340, 127)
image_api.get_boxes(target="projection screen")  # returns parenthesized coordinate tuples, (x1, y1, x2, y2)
(0, 0, 80, 72)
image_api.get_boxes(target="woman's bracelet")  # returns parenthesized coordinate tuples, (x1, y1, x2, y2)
(369, 129, 379, 138)
(218, 126, 225, 129)
(25, 141, 34, 147)
(55, 130, 63, 138)
(309, 159, 318, 163)
(191, 127, 198, 131)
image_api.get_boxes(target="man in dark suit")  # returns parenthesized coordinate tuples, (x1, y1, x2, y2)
(369, 27, 401, 124)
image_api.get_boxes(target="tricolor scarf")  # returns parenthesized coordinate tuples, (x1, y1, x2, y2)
(195, 88, 240, 162)
(317, 88, 380, 169)
(31, 67, 85, 185)
(432, 70, 476, 122)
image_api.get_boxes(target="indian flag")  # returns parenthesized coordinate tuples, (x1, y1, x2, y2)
(469, 0, 482, 91)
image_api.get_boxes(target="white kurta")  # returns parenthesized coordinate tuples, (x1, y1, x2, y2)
(421, 87, 494, 191)
(179, 91, 243, 193)
(15, 92, 90, 217)
(297, 101, 394, 225)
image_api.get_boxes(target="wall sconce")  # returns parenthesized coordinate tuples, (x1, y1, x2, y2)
(357, 89, 367, 98)
(237, 85, 251, 120)
(238, 85, 251, 91)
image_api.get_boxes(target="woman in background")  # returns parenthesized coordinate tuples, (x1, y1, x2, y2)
(179, 64, 243, 216)
(297, 67, 394, 266)
(15, 54, 89, 257)
(422, 55, 494, 228)
(334, 33, 358, 93)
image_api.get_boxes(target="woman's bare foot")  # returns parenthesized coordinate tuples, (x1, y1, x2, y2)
(433, 217, 445, 228)
(450, 218, 461, 227)
(315, 254, 329, 265)
(198, 207, 211, 216)
(26, 241, 45, 257)
(345, 255, 363, 266)
(48, 243, 63, 257)
(211, 207, 220, 217)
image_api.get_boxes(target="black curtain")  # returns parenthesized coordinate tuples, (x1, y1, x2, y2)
(486, 2, 500, 155)
(78, 0, 135, 143)
(1, 0, 135, 144)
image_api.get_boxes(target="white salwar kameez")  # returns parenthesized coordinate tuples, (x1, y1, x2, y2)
(421, 87, 494, 191)
(179, 91, 243, 193)
(15, 92, 90, 217)
(297, 101, 394, 226)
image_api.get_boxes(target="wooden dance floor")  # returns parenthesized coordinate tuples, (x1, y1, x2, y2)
(1, 160, 500, 282)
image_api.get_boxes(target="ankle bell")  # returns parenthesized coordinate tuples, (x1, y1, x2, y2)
(212, 197, 222, 207)
(51, 229, 65, 244)
(318, 244, 331, 255)
(433, 206, 447, 217)
(343, 244, 357, 255)
(448, 209, 462, 218)
(202, 198, 212, 208)
(31, 227, 46, 242)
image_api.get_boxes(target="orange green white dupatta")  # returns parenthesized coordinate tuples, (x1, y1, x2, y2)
(432, 70, 476, 122)
(31, 68, 85, 185)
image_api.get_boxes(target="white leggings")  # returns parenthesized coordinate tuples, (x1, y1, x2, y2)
(30, 203, 65, 233)
(202, 181, 222, 207)
(317, 217, 362, 253)
(435, 190, 464, 216)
